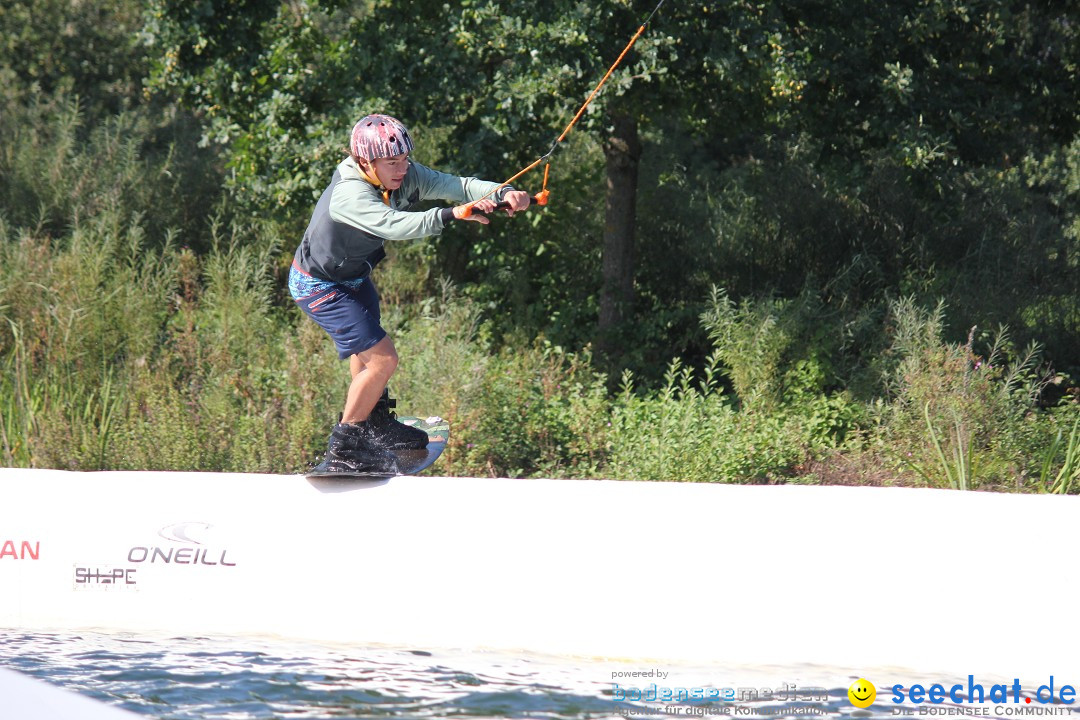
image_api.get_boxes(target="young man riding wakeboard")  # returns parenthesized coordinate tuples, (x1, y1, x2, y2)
(290, 114, 530, 473)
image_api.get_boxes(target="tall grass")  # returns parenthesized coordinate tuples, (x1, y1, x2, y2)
(2, 93, 1077, 488)
(872, 298, 1060, 490)
(0, 93, 331, 471)
(3, 214, 1076, 485)
(389, 280, 610, 478)
(1044, 414, 1080, 495)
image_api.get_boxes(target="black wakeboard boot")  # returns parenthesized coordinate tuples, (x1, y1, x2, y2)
(369, 389, 429, 450)
(322, 421, 400, 474)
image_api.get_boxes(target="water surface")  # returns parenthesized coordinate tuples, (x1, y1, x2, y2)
(0, 631, 1031, 719)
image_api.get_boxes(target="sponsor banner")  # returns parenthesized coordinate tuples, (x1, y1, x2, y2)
(0, 540, 40, 560)
(72, 521, 238, 592)
(74, 565, 138, 591)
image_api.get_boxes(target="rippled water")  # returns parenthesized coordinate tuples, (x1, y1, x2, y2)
(0, 631, 1047, 720)
(3, 631, 643, 718)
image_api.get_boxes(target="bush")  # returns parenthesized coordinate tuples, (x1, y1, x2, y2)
(871, 297, 1051, 490)
(389, 282, 609, 478)
(606, 353, 855, 484)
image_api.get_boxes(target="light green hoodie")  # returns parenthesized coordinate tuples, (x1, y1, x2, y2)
(294, 157, 510, 282)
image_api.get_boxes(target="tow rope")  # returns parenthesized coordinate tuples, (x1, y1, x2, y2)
(467, 0, 669, 216)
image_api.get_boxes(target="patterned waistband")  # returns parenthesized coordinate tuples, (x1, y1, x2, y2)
(288, 260, 365, 301)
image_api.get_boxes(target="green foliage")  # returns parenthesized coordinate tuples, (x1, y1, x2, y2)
(0, 207, 342, 471)
(0, 0, 147, 113)
(905, 401, 978, 492)
(872, 297, 1049, 490)
(597, 284, 866, 483)
(1044, 412, 1080, 495)
(700, 285, 862, 438)
(139, 0, 738, 357)
(2, 0, 1079, 491)
(136, 0, 1080, 377)
(702, 287, 793, 408)
(388, 282, 610, 477)
(606, 353, 858, 484)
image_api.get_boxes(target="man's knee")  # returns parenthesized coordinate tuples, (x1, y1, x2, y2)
(379, 351, 399, 377)
(366, 337, 398, 377)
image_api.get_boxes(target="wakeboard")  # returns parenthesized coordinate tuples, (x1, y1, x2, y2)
(306, 416, 450, 479)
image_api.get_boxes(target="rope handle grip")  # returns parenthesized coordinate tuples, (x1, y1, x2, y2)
(493, 191, 549, 212)
(459, 191, 549, 218)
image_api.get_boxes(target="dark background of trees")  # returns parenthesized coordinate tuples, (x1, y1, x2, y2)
(4, 0, 1079, 389)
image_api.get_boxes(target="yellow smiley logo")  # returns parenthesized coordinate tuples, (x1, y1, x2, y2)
(848, 678, 876, 708)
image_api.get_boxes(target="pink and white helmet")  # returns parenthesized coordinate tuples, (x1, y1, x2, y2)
(350, 114, 414, 161)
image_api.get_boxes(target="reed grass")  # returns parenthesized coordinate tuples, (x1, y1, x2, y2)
(1046, 415, 1080, 495)
(1, 91, 1076, 488)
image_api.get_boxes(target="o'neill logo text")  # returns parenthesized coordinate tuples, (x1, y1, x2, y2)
(1, 540, 40, 560)
(126, 522, 236, 567)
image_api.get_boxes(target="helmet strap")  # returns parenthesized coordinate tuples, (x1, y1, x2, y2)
(356, 158, 391, 206)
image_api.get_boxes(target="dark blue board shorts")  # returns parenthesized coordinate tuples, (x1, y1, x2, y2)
(289, 260, 387, 359)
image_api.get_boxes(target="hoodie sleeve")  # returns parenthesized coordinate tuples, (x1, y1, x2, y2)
(327, 162, 514, 243)
(410, 162, 512, 204)
(328, 177, 449, 241)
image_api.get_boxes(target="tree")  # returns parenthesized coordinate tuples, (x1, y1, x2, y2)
(143, 0, 726, 345)
(0, 0, 147, 112)
(142, 0, 1080, 369)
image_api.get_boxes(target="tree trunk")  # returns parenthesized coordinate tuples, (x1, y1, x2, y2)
(597, 113, 641, 353)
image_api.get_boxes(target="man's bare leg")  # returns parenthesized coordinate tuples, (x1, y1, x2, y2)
(341, 336, 397, 423)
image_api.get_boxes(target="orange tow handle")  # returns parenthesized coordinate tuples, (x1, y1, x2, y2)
(458, 192, 549, 219)
(492, 191, 549, 212)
